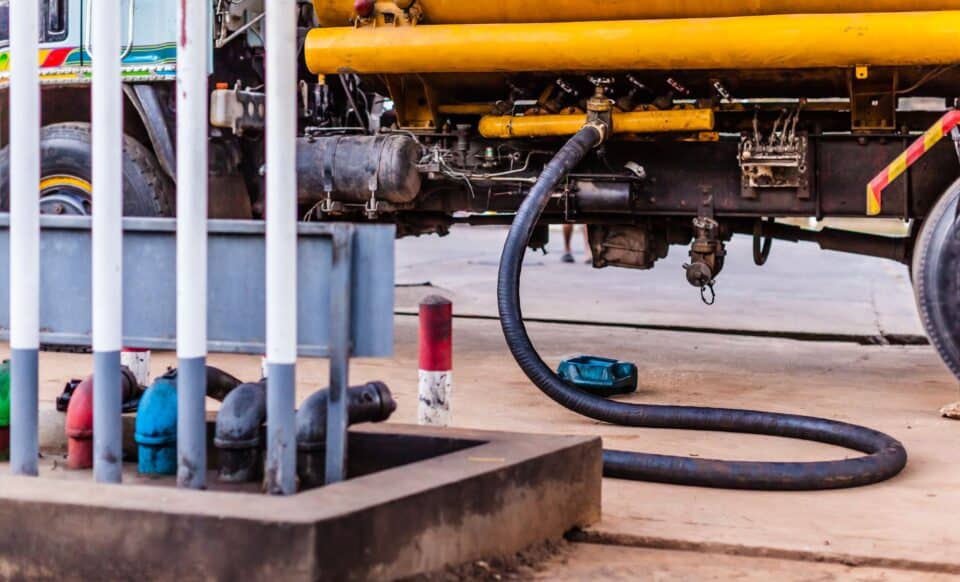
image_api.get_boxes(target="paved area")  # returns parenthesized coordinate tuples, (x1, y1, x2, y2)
(396, 225, 922, 340)
(11, 225, 960, 578)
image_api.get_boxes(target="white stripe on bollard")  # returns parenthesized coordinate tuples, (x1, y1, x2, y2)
(176, 0, 210, 491)
(417, 296, 453, 427)
(265, 2, 299, 496)
(92, 0, 125, 484)
(120, 349, 152, 387)
(9, 0, 42, 476)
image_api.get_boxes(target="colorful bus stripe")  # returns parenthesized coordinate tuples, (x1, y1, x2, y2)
(867, 109, 960, 216)
(0, 43, 177, 73)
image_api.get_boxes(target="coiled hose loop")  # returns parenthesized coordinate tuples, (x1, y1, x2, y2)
(496, 125, 907, 490)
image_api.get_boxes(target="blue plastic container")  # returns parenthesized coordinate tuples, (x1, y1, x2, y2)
(557, 355, 638, 397)
(134, 375, 178, 475)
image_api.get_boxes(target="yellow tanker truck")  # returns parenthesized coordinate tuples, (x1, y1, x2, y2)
(302, 0, 959, 489)
(301, 1, 960, 378)
(2, 0, 959, 487)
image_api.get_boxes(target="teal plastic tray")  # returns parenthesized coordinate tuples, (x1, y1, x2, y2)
(557, 355, 638, 397)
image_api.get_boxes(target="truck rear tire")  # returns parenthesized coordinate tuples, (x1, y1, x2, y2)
(0, 122, 174, 217)
(913, 178, 960, 379)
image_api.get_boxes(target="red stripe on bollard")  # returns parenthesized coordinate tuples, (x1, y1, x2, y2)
(418, 295, 453, 426)
(419, 296, 452, 372)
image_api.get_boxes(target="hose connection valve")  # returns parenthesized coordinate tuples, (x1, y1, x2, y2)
(683, 217, 726, 305)
(585, 77, 614, 142)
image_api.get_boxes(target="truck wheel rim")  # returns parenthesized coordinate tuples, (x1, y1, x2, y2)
(38, 175, 93, 215)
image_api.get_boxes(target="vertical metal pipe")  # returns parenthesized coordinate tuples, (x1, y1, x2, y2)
(265, 1, 299, 496)
(8, 0, 41, 477)
(325, 226, 352, 484)
(176, 0, 210, 490)
(92, 0, 125, 484)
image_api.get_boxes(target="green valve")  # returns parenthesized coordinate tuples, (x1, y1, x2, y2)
(0, 360, 9, 461)
(0, 360, 9, 427)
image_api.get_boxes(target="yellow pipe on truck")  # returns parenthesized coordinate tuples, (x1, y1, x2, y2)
(306, 11, 960, 75)
(313, 0, 960, 26)
(478, 110, 715, 138)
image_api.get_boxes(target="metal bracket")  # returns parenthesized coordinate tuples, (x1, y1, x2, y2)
(850, 66, 898, 133)
(320, 136, 343, 214)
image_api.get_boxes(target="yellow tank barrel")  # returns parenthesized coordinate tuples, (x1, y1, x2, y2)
(313, 0, 960, 26)
(305, 11, 960, 75)
(478, 110, 715, 138)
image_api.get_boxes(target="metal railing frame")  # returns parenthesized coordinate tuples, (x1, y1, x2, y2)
(6, 1, 348, 493)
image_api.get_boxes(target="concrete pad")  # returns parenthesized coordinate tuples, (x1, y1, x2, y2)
(0, 424, 600, 580)
(395, 225, 923, 339)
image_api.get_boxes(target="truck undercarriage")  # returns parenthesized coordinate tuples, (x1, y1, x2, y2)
(3, 0, 960, 347)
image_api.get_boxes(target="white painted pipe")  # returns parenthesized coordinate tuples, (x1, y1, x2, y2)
(265, 2, 300, 496)
(92, 0, 125, 484)
(9, 0, 42, 477)
(176, 0, 210, 491)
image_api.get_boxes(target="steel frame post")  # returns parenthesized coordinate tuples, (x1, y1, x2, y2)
(325, 225, 353, 484)
(9, 0, 42, 477)
(176, 0, 211, 490)
(265, 1, 299, 496)
(92, 0, 125, 484)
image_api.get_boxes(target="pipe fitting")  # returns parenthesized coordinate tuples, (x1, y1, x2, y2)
(134, 373, 178, 475)
(214, 381, 267, 483)
(134, 366, 244, 476)
(583, 119, 610, 145)
(296, 382, 397, 490)
(66, 367, 139, 470)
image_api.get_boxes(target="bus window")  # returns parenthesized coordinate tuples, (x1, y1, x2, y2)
(44, 0, 68, 43)
(0, 2, 68, 46)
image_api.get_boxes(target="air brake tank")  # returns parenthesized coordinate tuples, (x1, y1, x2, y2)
(312, 0, 960, 26)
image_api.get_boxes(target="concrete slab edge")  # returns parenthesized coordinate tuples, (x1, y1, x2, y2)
(0, 425, 603, 580)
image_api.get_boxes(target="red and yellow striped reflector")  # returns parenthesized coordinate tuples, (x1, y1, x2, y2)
(867, 109, 960, 216)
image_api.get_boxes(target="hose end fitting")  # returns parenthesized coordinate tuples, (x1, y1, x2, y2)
(583, 120, 610, 144)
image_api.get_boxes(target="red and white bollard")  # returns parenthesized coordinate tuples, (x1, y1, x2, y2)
(418, 296, 452, 426)
(121, 348, 152, 387)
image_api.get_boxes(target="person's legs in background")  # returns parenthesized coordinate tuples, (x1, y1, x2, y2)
(581, 225, 591, 263)
(562, 224, 592, 263)
(562, 224, 575, 263)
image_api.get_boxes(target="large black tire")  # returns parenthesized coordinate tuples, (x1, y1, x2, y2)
(0, 122, 174, 216)
(913, 178, 960, 379)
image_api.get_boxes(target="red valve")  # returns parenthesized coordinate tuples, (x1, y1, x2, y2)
(65, 375, 94, 469)
(354, 0, 375, 18)
(64, 368, 140, 470)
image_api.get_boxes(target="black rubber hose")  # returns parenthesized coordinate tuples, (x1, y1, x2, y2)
(496, 125, 908, 490)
